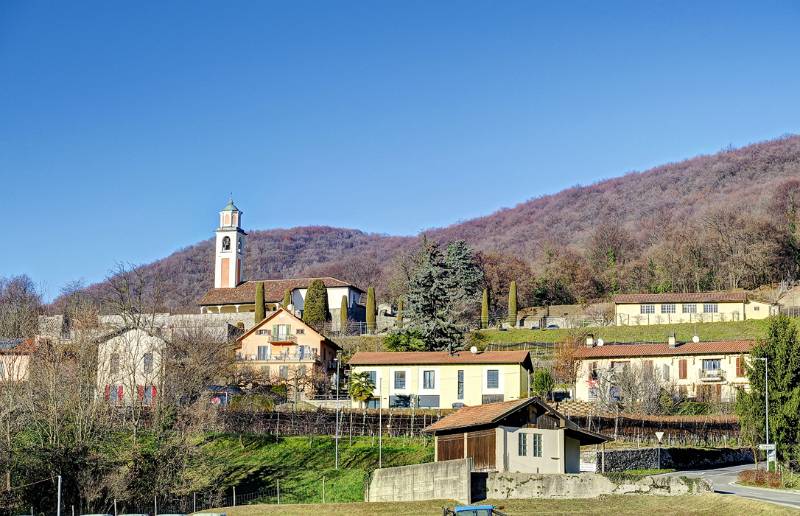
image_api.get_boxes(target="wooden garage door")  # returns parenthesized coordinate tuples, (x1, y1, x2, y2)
(467, 429, 496, 471)
(437, 433, 465, 461)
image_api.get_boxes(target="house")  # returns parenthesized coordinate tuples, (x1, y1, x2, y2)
(347, 350, 533, 409)
(235, 307, 341, 393)
(196, 199, 365, 327)
(96, 328, 166, 405)
(573, 336, 754, 403)
(0, 337, 38, 382)
(423, 397, 609, 473)
(517, 303, 612, 329)
(613, 291, 774, 326)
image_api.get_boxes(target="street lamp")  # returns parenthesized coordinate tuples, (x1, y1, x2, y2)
(334, 352, 341, 470)
(757, 357, 769, 446)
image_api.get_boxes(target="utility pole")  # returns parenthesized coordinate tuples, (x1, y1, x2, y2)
(56, 475, 61, 516)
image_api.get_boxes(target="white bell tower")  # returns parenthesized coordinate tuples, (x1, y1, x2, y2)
(214, 198, 246, 289)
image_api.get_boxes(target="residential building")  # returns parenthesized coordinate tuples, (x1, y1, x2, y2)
(96, 328, 166, 405)
(347, 350, 533, 409)
(613, 292, 774, 326)
(197, 200, 366, 327)
(423, 397, 609, 473)
(235, 307, 340, 393)
(573, 336, 754, 403)
(0, 337, 38, 382)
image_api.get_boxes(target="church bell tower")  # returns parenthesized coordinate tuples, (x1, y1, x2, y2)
(214, 198, 246, 288)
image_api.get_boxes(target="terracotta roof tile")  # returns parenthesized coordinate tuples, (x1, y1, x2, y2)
(573, 340, 754, 359)
(424, 398, 536, 433)
(348, 350, 531, 366)
(198, 277, 361, 306)
(613, 291, 748, 304)
(0, 338, 38, 355)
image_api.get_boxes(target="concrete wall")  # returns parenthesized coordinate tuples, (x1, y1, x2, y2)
(484, 472, 710, 499)
(498, 427, 572, 474)
(366, 458, 472, 504)
(589, 447, 754, 472)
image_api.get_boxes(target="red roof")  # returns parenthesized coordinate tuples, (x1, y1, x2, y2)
(348, 350, 532, 367)
(198, 277, 360, 306)
(573, 340, 754, 359)
(424, 398, 534, 432)
(0, 338, 38, 355)
(613, 292, 748, 304)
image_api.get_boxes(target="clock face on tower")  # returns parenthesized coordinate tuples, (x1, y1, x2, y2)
(222, 236, 231, 251)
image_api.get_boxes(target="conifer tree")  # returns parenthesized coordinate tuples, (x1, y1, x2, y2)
(366, 286, 376, 334)
(282, 289, 292, 308)
(340, 295, 348, 333)
(396, 299, 404, 329)
(481, 288, 489, 329)
(508, 280, 518, 326)
(254, 282, 266, 324)
(303, 280, 329, 328)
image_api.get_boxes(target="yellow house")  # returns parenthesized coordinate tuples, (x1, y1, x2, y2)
(613, 292, 773, 325)
(0, 337, 37, 383)
(347, 350, 533, 409)
(573, 337, 754, 403)
(235, 308, 340, 392)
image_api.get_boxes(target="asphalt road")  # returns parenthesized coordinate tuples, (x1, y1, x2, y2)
(663, 463, 800, 510)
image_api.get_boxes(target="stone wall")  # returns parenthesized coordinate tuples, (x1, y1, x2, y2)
(365, 458, 472, 504)
(484, 472, 710, 500)
(589, 447, 754, 472)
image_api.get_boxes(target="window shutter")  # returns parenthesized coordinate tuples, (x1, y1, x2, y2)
(104, 384, 110, 401)
(679, 359, 687, 379)
(137, 385, 144, 401)
(736, 356, 744, 377)
(152, 385, 157, 398)
(118, 385, 124, 401)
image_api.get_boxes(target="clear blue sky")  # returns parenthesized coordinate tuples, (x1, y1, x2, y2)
(1, 1, 799, 300)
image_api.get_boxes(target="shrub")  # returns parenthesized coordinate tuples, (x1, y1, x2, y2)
(737, 469, 783, 488)
(384, 330, 427, 352)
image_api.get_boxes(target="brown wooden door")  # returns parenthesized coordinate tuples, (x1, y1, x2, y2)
(467, 429, 496, 471)
(437, 433, 465, 461)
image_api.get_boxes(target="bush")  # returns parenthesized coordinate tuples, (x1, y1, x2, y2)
(675, 401, 710, 415)
(384, 330, 427, 351)
(737, 469, 783, 488)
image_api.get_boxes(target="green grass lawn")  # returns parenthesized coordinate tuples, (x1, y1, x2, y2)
(195, 434, 432, 504)
(473, 319, 769, 346)
(213, 494, 794, 515)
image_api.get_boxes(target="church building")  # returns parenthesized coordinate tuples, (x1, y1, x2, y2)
(197, 200, 366, 328)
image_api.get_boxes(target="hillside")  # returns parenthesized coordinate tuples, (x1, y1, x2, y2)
(60, 135, 800, 312)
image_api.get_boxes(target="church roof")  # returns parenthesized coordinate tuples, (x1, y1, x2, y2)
(198, 277, 363, 306)
(222, 198, 240, 212)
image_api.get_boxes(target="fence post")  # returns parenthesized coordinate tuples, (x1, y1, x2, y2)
(233, 486, 236, 506)
(277, 479, 280, 504)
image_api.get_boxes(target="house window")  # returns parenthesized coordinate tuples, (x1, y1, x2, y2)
(532, 433, 542, 457)
(394, 371, 406, 390)
(518, 433, 527, 456)
(702, 359, 721, 371)
(110, 353, 120, 375)
(423, 370, 435, 390)
(588, 387, 599, 400)
(143, 352, 153, 374)
(661, 304, 676, 314)
(273, 324, 291, 338)
(221, 236, 231, 251)
(279, 366, 289, 379)
(736, 356, 745, 377)
(486, 369, 499, 389)
(682, 304, 697, 314)
(296, 328, 305, 334)
(457, 370, 464, 400)
(640, 304, 655, 314)
(298, 365, 306, 377)
(257, 329, 270, 335)
(366, 370, 377, 387)
(703, 303, 718, 313)
(589, 362, 598, 381)
(610, 361, 629, 371)
(257, 346, 269, 360)
(678, 359, 687, 379)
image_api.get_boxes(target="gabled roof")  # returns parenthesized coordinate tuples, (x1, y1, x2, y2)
(198, 277, 362, 306)
(574, 340, 754, 359)
(235, 307, 341, 350)
(0, 338, 37, 355)
(423, 397, 610, 445)
(348, 350, 532, 369)
(613, 291, 748, 304)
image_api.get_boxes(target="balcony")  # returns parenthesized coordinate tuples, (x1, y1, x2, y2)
(699, 368, 725, 382)
(236, 349, 318, 363)
(265, 334, 297, 344)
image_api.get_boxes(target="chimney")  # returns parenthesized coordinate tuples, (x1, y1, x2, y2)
(585, 334, 595, 347)
(668, 333, 677, 348)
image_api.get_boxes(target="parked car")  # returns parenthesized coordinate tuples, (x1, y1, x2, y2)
(545, 324, 560, 329)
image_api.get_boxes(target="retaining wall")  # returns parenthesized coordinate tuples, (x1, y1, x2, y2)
(365, 458, 472, 504)
(587, 447, 754, 472)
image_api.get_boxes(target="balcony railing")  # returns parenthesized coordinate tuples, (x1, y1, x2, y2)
(236, 349, 319, 363)
(265, 334, 297, 343)
(699, 368, 725, 381)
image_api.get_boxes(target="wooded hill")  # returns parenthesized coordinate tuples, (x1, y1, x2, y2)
(59, 135, 800, 313)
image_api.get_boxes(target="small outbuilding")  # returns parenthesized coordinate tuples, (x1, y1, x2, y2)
(423, 397, 609, 474)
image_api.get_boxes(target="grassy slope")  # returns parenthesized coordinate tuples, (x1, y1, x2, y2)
(473, 319, 769, 346)
(217, 494, 794, 515)
(195, 434, 432, 504)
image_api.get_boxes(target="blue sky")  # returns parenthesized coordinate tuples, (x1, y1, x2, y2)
(1, 1, 799, 299)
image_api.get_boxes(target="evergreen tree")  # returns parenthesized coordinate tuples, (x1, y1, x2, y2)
(303, 279, 329, 328)
(480, 288, 489, 329)
(282, 289, 292, 308)
(254, 282, 266, 324)
(736, 315, 800, 467)
(533, 369, 555, 400)
(396, 299, 404, 329)
(444, 240, 485, 322)
(340, 295, 348, 333)
(508, 280, 518, 326)
(366, 286, 377, 334)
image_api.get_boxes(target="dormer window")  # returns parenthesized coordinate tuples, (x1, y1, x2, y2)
(222, 236, 231, 251)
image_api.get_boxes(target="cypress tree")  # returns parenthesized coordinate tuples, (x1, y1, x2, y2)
(254, 282, 266, 324)
(366, 286, 376, 334)
(282, 288, 292, 308)
(397, 299, 404, 329)
(340, 295, 348, 333)
(508, 280, 517, 326)
(481, 288, 489, 329)
(303, 280, 329, 328)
